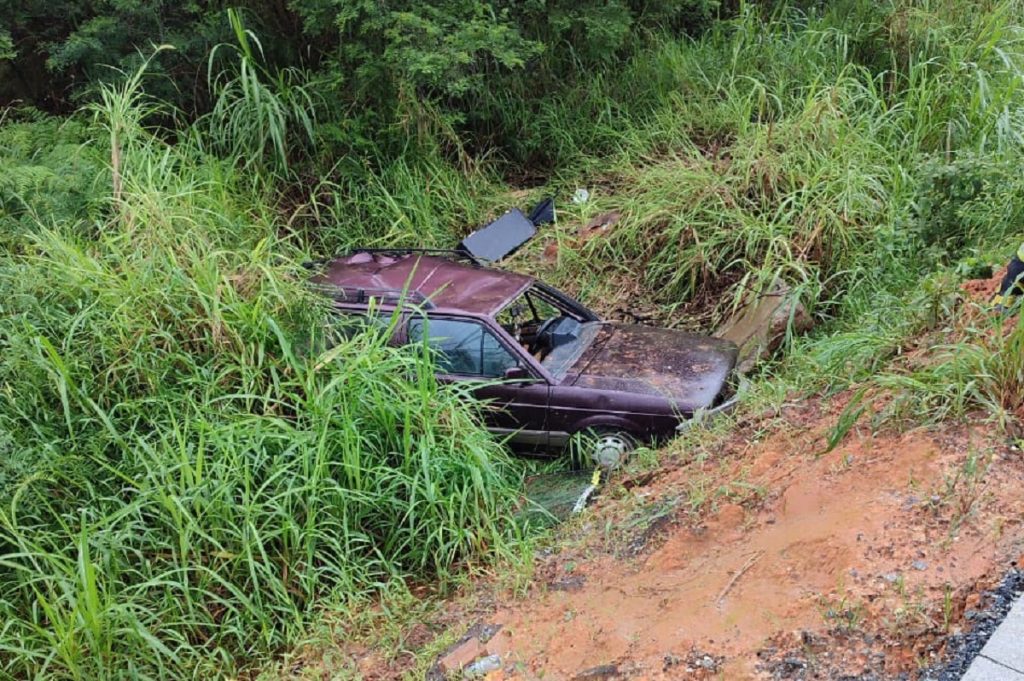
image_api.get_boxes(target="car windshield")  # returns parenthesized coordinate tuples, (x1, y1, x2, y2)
(539, 320, 603, 377)
(495, 283, 601, 379)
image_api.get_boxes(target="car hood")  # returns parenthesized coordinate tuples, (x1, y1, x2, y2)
(568, 324, 738, 412)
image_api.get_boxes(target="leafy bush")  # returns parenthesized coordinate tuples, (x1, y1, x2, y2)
(913, 154, 1024, 259)
(0, 114, 105, 249)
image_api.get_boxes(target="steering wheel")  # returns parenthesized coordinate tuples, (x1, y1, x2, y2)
(532, 316, 561, 354)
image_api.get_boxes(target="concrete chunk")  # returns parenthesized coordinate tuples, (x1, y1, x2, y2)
(714, 278, 811, 374)
(978, 597, 1024, 673)
(961, 656, 1024, 680)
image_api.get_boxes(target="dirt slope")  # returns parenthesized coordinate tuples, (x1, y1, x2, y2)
(483, 412, 1024, 679)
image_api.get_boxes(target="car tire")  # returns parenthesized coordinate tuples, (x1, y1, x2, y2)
(575, 427, 637, 470)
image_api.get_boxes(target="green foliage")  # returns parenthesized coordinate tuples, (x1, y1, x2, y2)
(202, 10, 319, 175)
(0, 63, 525, 680)
(0, 114, 105, 248)
(2, 1, 717, 160)
(913, 153, 1024, 259)
(0, 29, 14, 61)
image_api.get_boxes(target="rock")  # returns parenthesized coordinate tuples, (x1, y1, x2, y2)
(438, 637, 486, 675)
(717, 503, 746, 529)
(783, 656, 807, 672)
(464, 655, 501, 678)
(550, 575, 587, 592)
(912, 560, 929, 571)
(461, 622, 503, 644)
(574, 664, 619, 679)
(883, 572, 901, 583)
(714, 278, 813, 374)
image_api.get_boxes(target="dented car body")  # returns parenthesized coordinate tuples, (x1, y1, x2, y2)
(313, 250, 739, 467)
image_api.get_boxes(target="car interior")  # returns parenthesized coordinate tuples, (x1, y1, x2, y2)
(498, 287, 585, 361)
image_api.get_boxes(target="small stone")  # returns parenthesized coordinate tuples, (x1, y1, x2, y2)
(551, 575, 587, 592)
(783, 657, 806, 671)
(464, 655, 501, 678)
(574, 664, 619, 680)
(438, 638, 486, 675)
(469, 623, 502, 644)
(883, 572, 901, 583)
(912, 560, 928, 571)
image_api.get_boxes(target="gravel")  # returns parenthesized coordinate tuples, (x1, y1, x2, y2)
(921, 568, 1024, 681)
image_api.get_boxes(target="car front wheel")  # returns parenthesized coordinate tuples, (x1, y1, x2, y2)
(575, 428, 637, 470)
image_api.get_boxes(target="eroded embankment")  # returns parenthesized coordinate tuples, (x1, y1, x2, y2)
(482, 411, 1024, 679)
(331, 271, 1024, 681)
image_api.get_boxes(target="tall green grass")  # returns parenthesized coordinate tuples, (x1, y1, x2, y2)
(0, 67, 523, 679)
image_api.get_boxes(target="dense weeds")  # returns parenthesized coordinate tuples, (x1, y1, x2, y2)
(4, 0, 1024, 677)
(0, 74, 522, 679)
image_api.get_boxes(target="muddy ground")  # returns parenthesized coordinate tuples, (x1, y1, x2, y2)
(337, 272, 1024, 681)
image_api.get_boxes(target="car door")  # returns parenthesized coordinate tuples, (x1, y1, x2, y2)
(407, 315, 551, 450)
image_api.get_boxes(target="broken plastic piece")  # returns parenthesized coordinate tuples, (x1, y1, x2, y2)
(528, 197, 556, 225)
(458, 208, 536, 262)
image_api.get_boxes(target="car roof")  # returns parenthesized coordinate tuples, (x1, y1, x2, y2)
(311, 252, 534, 316)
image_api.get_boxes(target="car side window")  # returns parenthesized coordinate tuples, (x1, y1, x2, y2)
(408, 317, 519, 377)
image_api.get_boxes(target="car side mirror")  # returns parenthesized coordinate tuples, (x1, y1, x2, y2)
(503, 366, 530, 381)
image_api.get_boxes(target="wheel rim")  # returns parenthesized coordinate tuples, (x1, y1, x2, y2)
(592, 433, 631, 469)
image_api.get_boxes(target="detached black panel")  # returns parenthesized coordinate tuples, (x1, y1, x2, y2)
(459, 208, 537, 262)
(528, 197, 556, 226)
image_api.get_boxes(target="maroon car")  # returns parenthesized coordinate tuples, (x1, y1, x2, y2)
(312, 250, 739, 468)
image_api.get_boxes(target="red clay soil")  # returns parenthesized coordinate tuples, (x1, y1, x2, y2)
(479, 414, 1024, 680)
